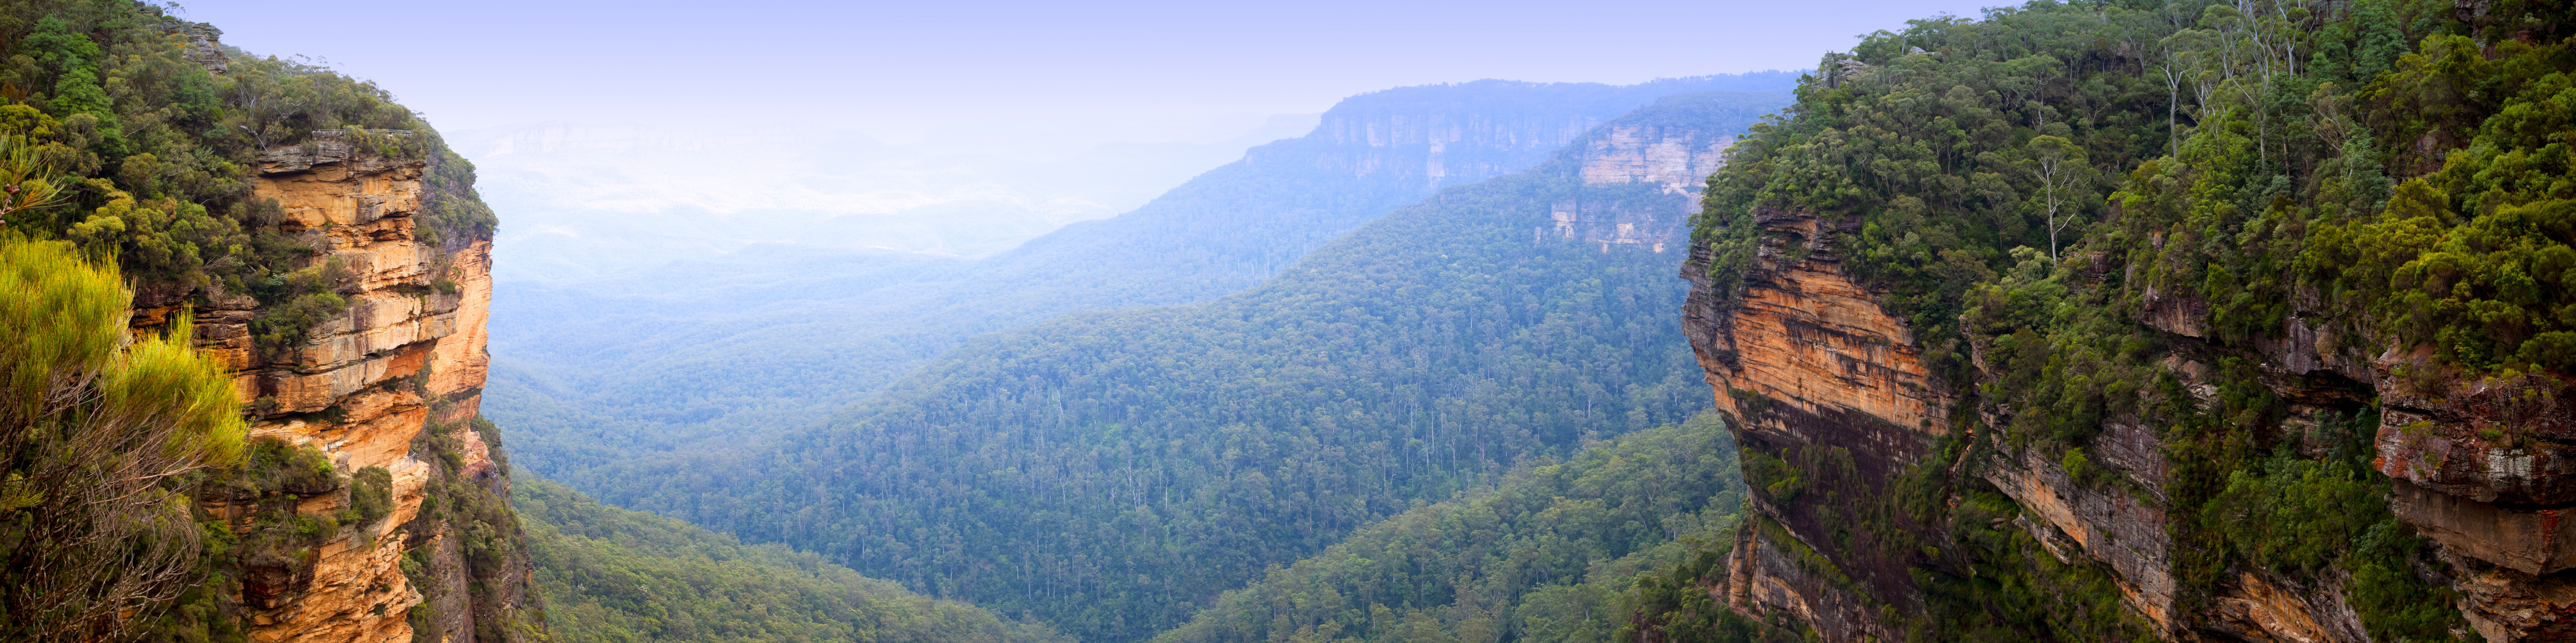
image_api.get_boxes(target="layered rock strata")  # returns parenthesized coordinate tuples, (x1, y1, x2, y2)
(1312, 103, 1606, 189)
(1679, 209, 1937, 643)
(2369, 354, 2576, 639)
(1579, 127, 1732, 194)
(1681, 208, 2575, 641)
(2136, 280, 2576, 639)
(177, 136, 533, 643)
(1547, 116, 1740, 253)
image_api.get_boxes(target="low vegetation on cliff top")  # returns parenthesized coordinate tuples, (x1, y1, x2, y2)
(1684, 0, 2567, 640)
(0, 0, 494, 353)
(0, 2, 520, 641)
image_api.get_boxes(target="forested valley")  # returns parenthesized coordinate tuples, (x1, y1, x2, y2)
(1149, 413, 1744, 643)
(485, 76, 1796, 488)
(517, 479, 1070, 643)
(21, 0, 2576, 641)
(0, 2, 1799, 638)
(563, 91, 1784, 643)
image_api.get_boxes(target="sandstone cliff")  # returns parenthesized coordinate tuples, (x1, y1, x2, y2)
(1679, 209, 1938, 642)
(1659, 4, 2576, 639)
(174, 132, 535, 643)
(0, 8, 534, 641)
(1680, 207, 2566, 641)
(1260, 80, 1782, 193)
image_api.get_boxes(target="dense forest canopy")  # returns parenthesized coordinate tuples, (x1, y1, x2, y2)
(489, 78, 1794, 494)
(1672, 0, 2573, 640)
(1150, 413, 1745, 643)
(515, 478, 1068, 643)
(564, 93, 1786, 643)
(31, 0, 2576, 640)
(0, 4, 1794, 641)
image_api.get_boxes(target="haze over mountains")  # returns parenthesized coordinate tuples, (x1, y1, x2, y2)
(560, 84, 1790, 643)
(455, 115, 1323, 281)
(24, 2, 2565, 642)
(486, 74, 1799, 483)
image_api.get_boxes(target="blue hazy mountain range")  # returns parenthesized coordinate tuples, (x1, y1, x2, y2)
(557, 86, 1788, 643)
(486, 74, 1797, 482)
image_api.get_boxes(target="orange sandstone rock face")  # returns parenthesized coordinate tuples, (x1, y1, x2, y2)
(1680, 209, 2374, 642)
(429, 243, 494, 424)
(1685, 208, 1945, 454)
(185, 138, 517, 643)
(1680, 208, 1940, 643)
(1682, 211, 2541, 642)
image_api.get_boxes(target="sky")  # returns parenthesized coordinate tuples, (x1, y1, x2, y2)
(177, 0, 2002, 152)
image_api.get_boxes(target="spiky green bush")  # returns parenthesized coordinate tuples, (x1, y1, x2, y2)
(0, 233, 245, 643)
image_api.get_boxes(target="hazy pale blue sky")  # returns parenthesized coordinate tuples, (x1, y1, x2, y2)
(181, 0, 1999, 145)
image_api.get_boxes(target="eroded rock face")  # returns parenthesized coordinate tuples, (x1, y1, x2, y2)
(1536, 125, 1734, 254)
(181, 138, 529, 643)
(1580, 127, 1731, 194)
(1984, 441, 2180, 630)
(2371, 364, 2576, 638)
(1311, 106, 1606, 189)
(1680, 209, 1943, 642)
(1684, 208, 1946, 451)
(1719, 518, 1902, 642)
(1677, 209, 2400, 642)
(1492, 118, 1744, 259)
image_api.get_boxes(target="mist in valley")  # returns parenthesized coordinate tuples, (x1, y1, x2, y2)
(33, 0, 2485, 641)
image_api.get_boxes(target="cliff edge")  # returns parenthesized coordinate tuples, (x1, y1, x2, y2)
(1670, 3, 2574, 642)
(167, 132, 534, 643)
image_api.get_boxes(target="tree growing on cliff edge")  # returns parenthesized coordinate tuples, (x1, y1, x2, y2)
(2029, 134, 2086, 260)
(0, 234, 247, 643)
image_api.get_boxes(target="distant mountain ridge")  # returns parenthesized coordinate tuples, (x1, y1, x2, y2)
(459, 113, 1325, 282)
(570, 86, 1788, 643)
(488, 74, 1798, 483)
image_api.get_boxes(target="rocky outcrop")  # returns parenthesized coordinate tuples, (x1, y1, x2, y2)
(2371, 365, 2576, 640)
(1682, 208, 1946, 449)
(1580, 128, 1731, 194)
(182, 135, 535, 643)
(1310, 102, 1604, 189)
(1680, 209, 1942, 642)
(1678, 209, 2401, 643)
(156, 16, 227, 75)
(1543, 124, 1734, 254)
(1983, 437, 2181, 629)
(1269, 80, 1776, 192)
(1718, 517, 1902, 641)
